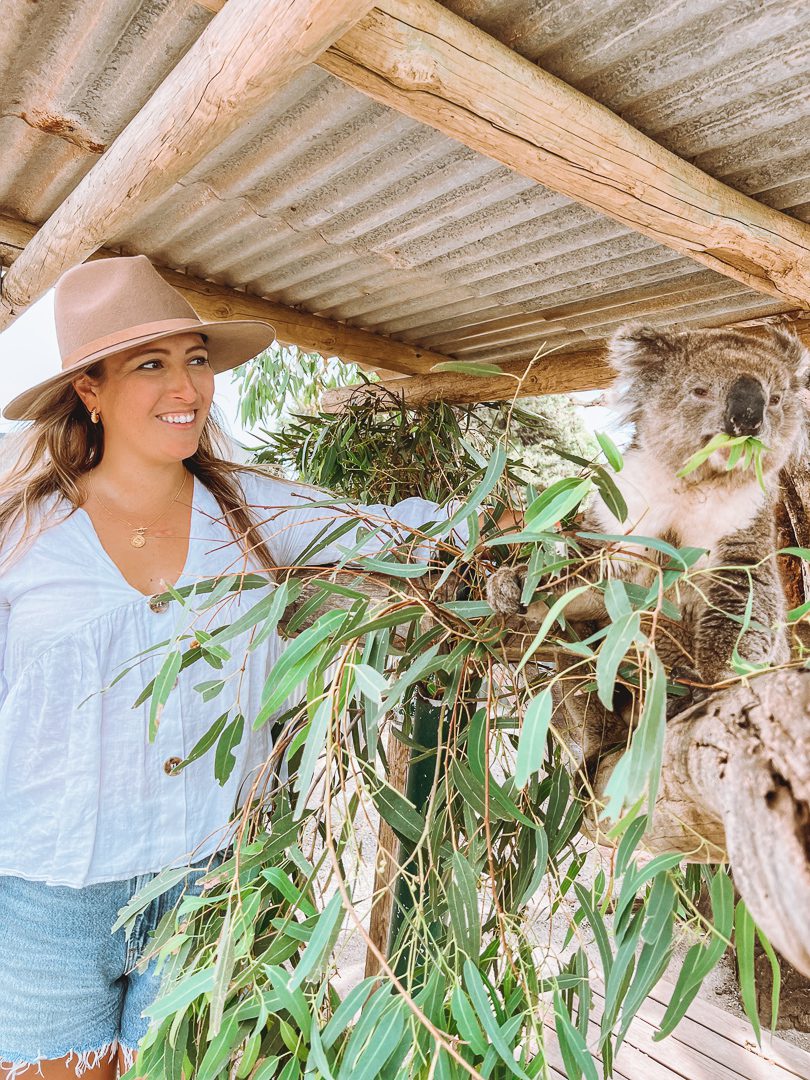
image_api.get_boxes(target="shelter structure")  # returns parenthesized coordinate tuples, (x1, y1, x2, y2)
(1, 0, 808, 401)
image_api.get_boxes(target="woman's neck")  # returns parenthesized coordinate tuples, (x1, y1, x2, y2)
(81, 455, 192, 510)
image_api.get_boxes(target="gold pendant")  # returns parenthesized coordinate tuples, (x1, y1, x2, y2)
(131, 532, 146, 548)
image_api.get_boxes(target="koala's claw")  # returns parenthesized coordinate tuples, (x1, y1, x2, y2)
(486, 565, 528, 616)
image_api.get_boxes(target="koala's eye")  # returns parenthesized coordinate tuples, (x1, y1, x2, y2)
(769, 393, 782, 406)
(691, 387, 709, 399)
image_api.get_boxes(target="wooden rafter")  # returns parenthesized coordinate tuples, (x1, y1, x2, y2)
(0, 0, 379, 332)
(321, 312, 810, 410)
(321, 347, 613, 409)
(0, 216, 449, 377)
(318, 0, 810, 309)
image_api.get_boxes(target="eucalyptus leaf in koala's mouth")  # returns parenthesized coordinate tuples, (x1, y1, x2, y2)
(676, 432, 770, 491)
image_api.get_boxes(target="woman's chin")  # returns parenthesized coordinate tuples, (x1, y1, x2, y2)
(142, 426, 201, 460)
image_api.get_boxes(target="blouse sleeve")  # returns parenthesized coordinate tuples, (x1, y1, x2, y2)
(241, 474, 469, 568)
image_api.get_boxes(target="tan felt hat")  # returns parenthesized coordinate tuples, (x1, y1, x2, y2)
(2, 255, 276, 420)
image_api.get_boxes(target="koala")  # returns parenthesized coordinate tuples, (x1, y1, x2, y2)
(488, 322, 809, 770)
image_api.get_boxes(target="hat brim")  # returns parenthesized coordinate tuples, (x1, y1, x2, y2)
(2, 319, 276, 421)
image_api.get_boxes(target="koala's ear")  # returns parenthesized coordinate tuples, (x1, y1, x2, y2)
(608, 323, 682, 375)
(763, 323, 810, 382)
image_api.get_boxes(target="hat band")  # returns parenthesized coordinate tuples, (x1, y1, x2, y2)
(62, 318, 204, 369)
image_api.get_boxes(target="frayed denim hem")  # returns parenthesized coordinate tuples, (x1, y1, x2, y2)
(0, 1038, 137, 1077)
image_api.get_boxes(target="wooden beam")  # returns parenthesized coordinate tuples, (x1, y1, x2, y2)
(0, 0, 379, 332)
(321, 312, 810, 409)
(321, 346, 614, 409)
(0, 215, 448, 376)
(319, 0, 810, 309)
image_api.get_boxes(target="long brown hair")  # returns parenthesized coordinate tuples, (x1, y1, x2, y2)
(0, 360, 277, 578)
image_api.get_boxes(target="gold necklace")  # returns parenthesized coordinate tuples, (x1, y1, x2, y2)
(88, 471, 189, 548)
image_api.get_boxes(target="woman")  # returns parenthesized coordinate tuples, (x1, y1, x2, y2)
(0, 256, 469, 1080)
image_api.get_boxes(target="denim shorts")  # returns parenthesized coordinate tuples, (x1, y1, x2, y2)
(0, 850, 228, 1078)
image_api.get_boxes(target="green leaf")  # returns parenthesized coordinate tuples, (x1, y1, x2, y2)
(267, 965, 312, 1038)
(449, 851, 482, 959)
(340, 988, 396, 1078)
(573, 883, 612, 981)
(111, 865, 194, 935)
(164, 1012, 190, 1080)
(463, 961, 531, 1080)
(214, 712, 244, 786)
(254, 610, 346, 728)
(615, 816, 647, 877)
(350, 1000, 407, 1080)
(176, 710, 230, 770)
(613, 853, 683, 935)
(517, 827, 548, 907)
(431, 360, 505, 375)
(676, 433, 769, 480)
(596, 431, 623, 472)
(603, 653, 667, 819)
(196, 1011, 240, 1080)
(214, 584, 295, 645)
(735, 900, 761, 1043)
(148, 649, 182, 742)
(353, 663, 388, 702)
(595, 612, 640, 709)
(594, 467, 628, 523)
(144, 966, 216, 1022)
(514, 690, 553, 788)
(363, 767, 429, 843)
(451, 986, 489, 1057)
(554, 989, 599, 1080)
(355, 556, 431, 578)
(441, 443, 508, 533)
(250, 1057, 281, 1080)
(208, 903, 235, 1038)
(293, 697, 332, 820)
(308, 1025, 337, 1080)
(515, 585, 592, 672)
(322, 978, 377, 1050)
(290, 891, 344, 990)
(755, 926, 781, 1032)
(654, 869, 733, 1040)
(619, 915, 674, 1046)
(524, 476, 592, 534)
(576, 531, 702, 569)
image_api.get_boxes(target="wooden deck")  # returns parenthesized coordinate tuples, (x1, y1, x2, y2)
(542, 979, 810, 1079)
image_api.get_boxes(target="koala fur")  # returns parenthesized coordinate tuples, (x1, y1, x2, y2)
(488, 322, 809, 771)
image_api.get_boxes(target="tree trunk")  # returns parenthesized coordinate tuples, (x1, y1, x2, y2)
(592, 668, 810, 977)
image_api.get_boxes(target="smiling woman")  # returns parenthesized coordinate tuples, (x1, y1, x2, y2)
(0, 256, 470, 1080)
(68, 332, 216, 590)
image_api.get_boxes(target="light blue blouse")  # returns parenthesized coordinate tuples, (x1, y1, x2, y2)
(0, 467, 461, 887)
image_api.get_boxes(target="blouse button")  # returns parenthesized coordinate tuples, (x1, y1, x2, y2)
(148, 596, 170, 614)
(163, 756, 183, 775)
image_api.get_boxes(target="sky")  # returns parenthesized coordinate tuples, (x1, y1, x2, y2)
(0, 289, 621, 449)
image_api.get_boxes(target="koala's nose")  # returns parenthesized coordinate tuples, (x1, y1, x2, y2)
(724, 375, 765, 436)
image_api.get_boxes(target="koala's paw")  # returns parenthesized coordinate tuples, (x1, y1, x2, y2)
(486, 565, 528, 615)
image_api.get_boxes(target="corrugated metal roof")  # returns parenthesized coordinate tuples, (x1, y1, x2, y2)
(0, 0, 807, 368)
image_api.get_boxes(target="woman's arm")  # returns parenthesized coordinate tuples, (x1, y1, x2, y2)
(243, 475, 467, 568)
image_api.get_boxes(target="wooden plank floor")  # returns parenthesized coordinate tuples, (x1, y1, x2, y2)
(541, 978, 810, 1079)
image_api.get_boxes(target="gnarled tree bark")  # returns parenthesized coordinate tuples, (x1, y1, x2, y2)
(590, 669, 810, 977)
